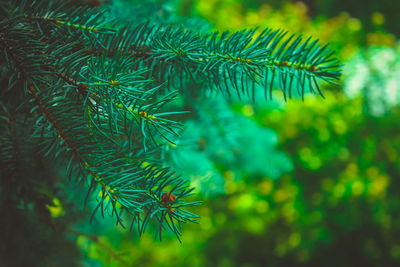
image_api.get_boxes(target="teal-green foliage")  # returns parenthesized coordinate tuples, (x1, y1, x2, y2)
(166, 96, 292, 197)
(0, 0, 340, 265)
(71, 1, 400, 266)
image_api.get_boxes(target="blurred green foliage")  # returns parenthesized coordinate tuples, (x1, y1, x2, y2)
(80, 93, 400, 266)
(60, 0, 400, 266)
(164, 95, 293, 198)
(344, 45, 400, 116)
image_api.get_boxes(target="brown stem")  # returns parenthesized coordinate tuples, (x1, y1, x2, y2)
(56, 71, 89, 96)
(1, 32, 77, 154)
(28, 84, 79, 153)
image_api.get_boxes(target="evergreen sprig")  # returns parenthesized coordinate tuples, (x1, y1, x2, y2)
(94, 22, 341, 100)
(0, 0, 341, 240)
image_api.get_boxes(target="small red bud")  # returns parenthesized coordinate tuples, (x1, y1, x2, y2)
(161, 192, 176, 203)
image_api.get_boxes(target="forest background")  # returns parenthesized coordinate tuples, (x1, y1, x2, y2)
(4, 0, 400, 266)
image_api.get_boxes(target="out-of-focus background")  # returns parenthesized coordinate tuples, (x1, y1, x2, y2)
(69, 0, 400, 266)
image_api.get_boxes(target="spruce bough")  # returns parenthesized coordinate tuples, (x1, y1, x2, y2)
(0, 0, 341, 241)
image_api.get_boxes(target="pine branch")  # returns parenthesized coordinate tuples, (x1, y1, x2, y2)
(55, 69, 182, 146)
(27, 81, 199, 240)
(25, 7, 340, 101)
(91, 23, 341, 100)
(0, 5, 199, 240)
(0, 0, 342, 242)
